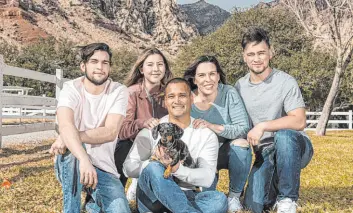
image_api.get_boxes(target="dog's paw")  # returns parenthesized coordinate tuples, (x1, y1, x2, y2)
(163, 165, 172, 178)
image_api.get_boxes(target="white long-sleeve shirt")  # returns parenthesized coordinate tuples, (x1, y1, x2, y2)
(123, 115, 219, 189)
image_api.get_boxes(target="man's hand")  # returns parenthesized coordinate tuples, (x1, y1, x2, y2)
(143, 118, 160, 130)
(49, 136, 67, 155)
(247, 122, 266, 146)
(154, 146, 181, 173)
(79, 158, 98, 189)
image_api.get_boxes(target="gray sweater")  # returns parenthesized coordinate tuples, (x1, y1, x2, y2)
(191, 84, 250, 143)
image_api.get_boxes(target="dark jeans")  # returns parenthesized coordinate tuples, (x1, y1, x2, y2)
(114, 139, 133, 187)
(243, 129, 314, 213)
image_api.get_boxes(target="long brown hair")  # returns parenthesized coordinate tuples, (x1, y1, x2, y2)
(124, 48, 173, 87)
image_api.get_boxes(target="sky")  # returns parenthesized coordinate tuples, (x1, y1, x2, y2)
(177, 0, 273, 11)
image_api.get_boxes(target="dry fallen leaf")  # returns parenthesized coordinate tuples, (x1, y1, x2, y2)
(1, 179, 12, 189)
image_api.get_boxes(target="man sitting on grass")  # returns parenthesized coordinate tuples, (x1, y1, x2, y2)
(123, 78, 228, 213)
(50, 43, 130, 213)
(235, 27, 314, 213)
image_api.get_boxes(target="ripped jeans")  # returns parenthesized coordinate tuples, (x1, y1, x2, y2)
(54, 151, 130, 213)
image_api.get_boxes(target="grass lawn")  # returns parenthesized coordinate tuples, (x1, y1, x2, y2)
(0, 131, 352, 213)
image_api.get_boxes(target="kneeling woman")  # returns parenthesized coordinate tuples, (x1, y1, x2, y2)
(184, 55, 252, 212)
(115, 48, 172, 201)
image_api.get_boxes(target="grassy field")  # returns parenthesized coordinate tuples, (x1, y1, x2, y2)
(0, 131, 352, 213)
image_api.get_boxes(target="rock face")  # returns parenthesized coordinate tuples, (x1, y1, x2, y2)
(0, 0, 199, 54)
(86, 0, 198, 44)
(180, 0, 230, 35)
(255, 0, 280, 9)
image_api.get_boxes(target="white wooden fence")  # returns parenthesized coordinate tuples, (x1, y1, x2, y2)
(0, 54, 69, 148)
(305, 111, 353, 130)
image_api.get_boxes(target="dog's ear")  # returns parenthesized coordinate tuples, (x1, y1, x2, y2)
(152, 124, 160, 140)
(173, 124, 184, 139)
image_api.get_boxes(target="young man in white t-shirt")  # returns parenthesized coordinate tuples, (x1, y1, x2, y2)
(50, 43, 130, 213)
(123, 78, 227, 213)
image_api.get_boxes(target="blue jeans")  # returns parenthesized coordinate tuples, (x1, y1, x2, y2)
(204, 142, 252, 195)
(137, 161, 228, 213)
(54, 151, 131, 213)
(244, 130, 314, 213)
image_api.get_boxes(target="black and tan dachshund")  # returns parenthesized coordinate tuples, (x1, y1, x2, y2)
(151, 123, 196, 178)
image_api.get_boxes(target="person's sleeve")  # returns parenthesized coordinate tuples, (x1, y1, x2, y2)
(172, 131, 218, 188)
(118, 91, 147, 140)
(56, 83, 79, 111)
(283, 77, 306, 113)
(234, 81, 241, 93)
(218, 89, 250, 139)
(108, 86, 129, 116)
(123, 129, 153, 178)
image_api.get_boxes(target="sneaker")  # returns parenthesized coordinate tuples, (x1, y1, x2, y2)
(126, 178, 138, 202)
(275, 198, 297, 213)
(227, 196, 242, 212)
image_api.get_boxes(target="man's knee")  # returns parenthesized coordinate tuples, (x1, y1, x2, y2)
(213, 192, 227, 212)
(197, 191, 227, 213)
(141, 161, 165, 179)
(105, 198, 130, 213)
(274, 129, 300, 149)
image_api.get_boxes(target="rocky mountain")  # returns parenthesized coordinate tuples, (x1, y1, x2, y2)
(180, 0, 230, 35)
(0, 0, 199, 54)
(255, 0, 280, 9)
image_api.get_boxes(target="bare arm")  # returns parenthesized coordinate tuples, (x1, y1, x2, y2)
(261, 108, 306, 132)
(79, 113, 125, 144)
(57, 107, 98, 189)
(57, 107, 89, 161)
(247, 107, 306, 145)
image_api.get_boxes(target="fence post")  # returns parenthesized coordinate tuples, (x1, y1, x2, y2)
(55, 69, 63, 134)
(55, 69, 63, 102)
(42, 94, 46, 122)
(0, 55, 4, 148)
(349, 110, 352, 130)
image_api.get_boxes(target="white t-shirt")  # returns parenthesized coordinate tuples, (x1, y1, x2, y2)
(57, 76, 128, 178)
(123, 115, 219, 189)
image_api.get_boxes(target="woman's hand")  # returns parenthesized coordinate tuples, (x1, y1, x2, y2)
(143, 118, 160, 129)
(193, 118, 211, 129)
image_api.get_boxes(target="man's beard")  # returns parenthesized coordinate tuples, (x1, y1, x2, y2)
(85, 69, 109, 86)
(249, 65, 269, 75)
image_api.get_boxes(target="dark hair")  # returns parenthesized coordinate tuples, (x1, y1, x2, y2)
(183, 55, 226, 90)
(80, 43, 112, 65)
(241, 27, 270, 49)
(125, 48, 173, 87)
(165, 78, 192, 94)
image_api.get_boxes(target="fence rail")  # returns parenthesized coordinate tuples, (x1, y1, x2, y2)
(0, 54, 64, 147)
(305, 110, 352, 130)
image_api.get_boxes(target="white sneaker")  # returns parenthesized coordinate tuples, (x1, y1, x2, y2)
(227, 196, 242, 212)
(275, 198, 297, 213)
(126, 178, 138, 202)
